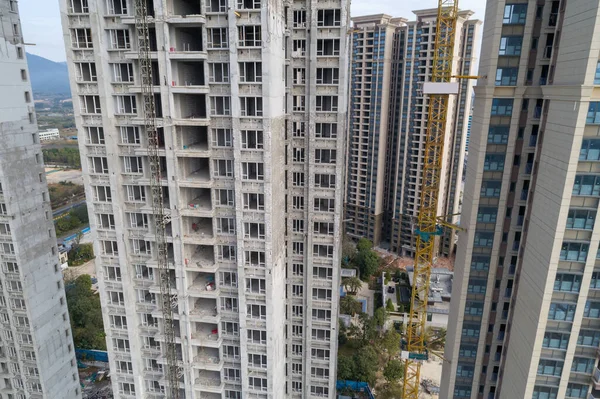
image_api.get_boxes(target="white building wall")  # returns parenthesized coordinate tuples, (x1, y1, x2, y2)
(0, 1, 81, 398)
(60, 0, 347, 397)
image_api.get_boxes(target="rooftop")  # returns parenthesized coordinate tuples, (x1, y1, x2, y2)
(406, 266, 453, 302)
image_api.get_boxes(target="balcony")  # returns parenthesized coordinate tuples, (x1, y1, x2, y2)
(188, 272, 219, 297)
(189, 298, 218, 322)
(193, 347, 222, 371)
(171, 60, 207, 93)
(173, 94, 207, 123)
(183, 216, 214, 244)
(177, 126, 209, 155)
(194, 371, 223, 393)
(178, 157, 210, 186)
(180, 187, 212, 215)
(184, 244, 217, 272)
(594, 367, 600, 390)
(169, 26, 205, 57)
(191, 322, 220, 347)
(171, 0, 202, 14)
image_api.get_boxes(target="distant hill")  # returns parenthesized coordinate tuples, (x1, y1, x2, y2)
(26, 53, 71, 96)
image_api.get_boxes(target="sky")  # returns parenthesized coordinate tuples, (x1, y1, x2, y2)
(20, 0, 487, 63)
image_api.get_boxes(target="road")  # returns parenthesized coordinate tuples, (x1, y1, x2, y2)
(53, 198, 86, 218)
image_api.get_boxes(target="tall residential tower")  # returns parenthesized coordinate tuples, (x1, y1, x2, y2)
(443, 1, 600, 398)
(345, 10, 480, 257)
(60, 0, 349, 398)
(0, 0, 80, 398)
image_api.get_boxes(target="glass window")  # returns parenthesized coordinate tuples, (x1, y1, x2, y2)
(477, 206, 498, 223)
(542, 331, 569, 349)
(566, 383, 588, 399)
(572, 175, 600, 196)
(553, 273, 582, 293)
(579, 139, 600, 160)
(559, 242, 589, 262)
(537, 359, 563, 376)
(566, 209, 596, 230)
(595, 61, 600, 85)
(465, 301, 484, 316)
(548, 302, 576, 321)
(503, 4, 528, 24)
(491, 99, 514, 116)
(577, 328, 600, 347)
(495, 67, 518, 86)
(587, 102, 600, 124)
(480, 180, 502, 197)
(584, 300, 600, 318)
(591, 272, 600, 289)
(471, 255, 490, 271)
(571, 357, 595, 374)
(473, 231, 494, 248)
(488, 125, 510, 144)
(484, 154, 505, 171)
(499, 36, 523, 56)
(467, 278, 487, 294)
(532, 385, 558, 399)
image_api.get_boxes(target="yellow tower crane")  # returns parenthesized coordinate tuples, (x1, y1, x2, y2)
(401, 1, 462, 398)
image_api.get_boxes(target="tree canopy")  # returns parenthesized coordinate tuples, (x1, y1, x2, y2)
(65, 275, 105, 350)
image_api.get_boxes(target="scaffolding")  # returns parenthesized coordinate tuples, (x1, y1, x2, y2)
(134, 1, 180, 398)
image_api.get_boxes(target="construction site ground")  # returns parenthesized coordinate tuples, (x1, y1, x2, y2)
(45, 167, 83, 185)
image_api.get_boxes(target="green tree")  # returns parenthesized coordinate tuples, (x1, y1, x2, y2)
(341, 234, 356, 264)
(352, 346, 378, 385)
(340, 296, 362, 316)
(380, 328, 401, 359)
(336, 355, 355, 381)
(342, 276, 362, 294)
(383, 359, 404, 383)
(68, 243, 94, 266)
(65, 275, 105, 350)
(356, 249, 379, 280)
(386, 298, 395, 312)
(373, 307, 388, 328)
(356, 238, 373, 252)
(425, 327, 447, 353)
(358, 312, 377, 342)
(378, 383, 403, 399)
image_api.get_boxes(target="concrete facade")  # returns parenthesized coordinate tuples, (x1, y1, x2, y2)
(442, 1, 600, 398)
(345, 10, 480, 257)
(60, 0, 348, 398)
(0, 1, 81, 398)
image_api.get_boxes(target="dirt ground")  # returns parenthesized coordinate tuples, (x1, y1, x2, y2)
(419, 354, 444, 398)
(63, 259, 96, 280)
(45, 167, 83, 185)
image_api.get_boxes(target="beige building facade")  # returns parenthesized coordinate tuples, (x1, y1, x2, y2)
(442, 1, 600, 398)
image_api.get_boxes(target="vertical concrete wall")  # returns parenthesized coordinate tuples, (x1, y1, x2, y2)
(0, 1, 80, 398)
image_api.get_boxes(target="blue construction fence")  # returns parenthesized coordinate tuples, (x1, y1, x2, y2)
(336, 380, 375, 399)
(76, 349, 108, 363)
(62, 227, 91, 246)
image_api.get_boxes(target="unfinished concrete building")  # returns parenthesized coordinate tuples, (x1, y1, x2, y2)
(345, 10, 480, 257)
(0, 1, 81, 398)
(60, 0, 349, 397)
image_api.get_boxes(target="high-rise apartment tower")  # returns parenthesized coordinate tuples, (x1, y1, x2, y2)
(345, 10, 480, 257)
(60, 0, 349, 398)
(0, 1, 81, 398)
(442, 1, 600, 398)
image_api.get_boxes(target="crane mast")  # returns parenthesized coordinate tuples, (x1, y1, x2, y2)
(134, 2, 180, 398)
(402, 1, 459, 398)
